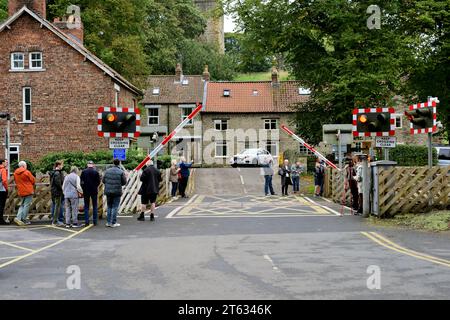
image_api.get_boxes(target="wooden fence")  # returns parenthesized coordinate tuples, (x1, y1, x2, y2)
(324, 166, 450, 216)
(3, 169, 171, 221)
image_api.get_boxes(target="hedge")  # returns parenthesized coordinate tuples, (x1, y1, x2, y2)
(389, 145, 438, 166)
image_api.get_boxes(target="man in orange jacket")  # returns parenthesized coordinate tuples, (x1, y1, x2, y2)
(0, 159, 9, 225)
(13, 161, 36, 226)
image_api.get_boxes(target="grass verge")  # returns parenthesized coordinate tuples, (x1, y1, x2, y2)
(368, 211, 450, 232)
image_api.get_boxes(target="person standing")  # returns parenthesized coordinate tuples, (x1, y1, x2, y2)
(344, 155, 359, 214)
(0, 159, 9, 225)
(169, 160, 180, 198)
(137, 160, 162, 222)
(279, 159, 292, 196)
(314, 159, 325, 197)
(81, 161, 101, 226)
(13, 161, 36, 226)
(354, 156, 364, 215)
(261, 159, 276, 196)
(62, 166, 84, 228)
(103, 159, 127, 228)
(49, 161, 65, 226)
(178, 157, 192, 198)
(291, 161, 304, 194)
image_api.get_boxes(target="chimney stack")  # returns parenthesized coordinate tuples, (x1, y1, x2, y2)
(175, 63, 183, 82)
(202, 65, 210, 82)
(9, 0, 46, 19)
(271, 66, 279, 87)
(53, 16, 84, 45)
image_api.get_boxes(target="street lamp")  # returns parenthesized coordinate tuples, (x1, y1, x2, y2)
(0, 113, 11, 178)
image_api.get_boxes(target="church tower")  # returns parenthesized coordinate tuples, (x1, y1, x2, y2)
(193, 0, 225, 53)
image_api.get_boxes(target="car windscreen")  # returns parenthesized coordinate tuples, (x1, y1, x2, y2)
(438, 149, 450, 160)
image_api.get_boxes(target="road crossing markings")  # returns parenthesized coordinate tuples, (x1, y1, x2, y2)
(0, 224, 93, 270)
(8, 237, 64, 245)
(0, 255, 23, 261)
(0, 240, 36, 253)
(303, 196, 344, 216)
(0, 226, 50, 233)
(361, 231, 450, 269)
(166, 194, 199, 219)
(263, 254, 281, 272)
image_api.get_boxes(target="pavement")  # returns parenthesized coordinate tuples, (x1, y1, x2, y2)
(0, 167, 449, 299)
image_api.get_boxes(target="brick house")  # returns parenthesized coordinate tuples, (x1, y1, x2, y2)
(202, 69, 307, 163)
(141, 66, 308, 164)
(0, 1, 142, 164)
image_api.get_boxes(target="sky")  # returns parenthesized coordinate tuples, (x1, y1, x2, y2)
(224, 14, 237, 33)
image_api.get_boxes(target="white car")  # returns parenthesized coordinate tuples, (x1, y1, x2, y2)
(230, 148, 274, 167)
(435, 146, 450, 167)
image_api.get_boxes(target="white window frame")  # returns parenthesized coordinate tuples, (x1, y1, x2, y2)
(180, 105, 195, 125)
(147, 107, 159, 126)
(114, 84, 121, 108)
(264, 119, 278, 130)
(214, 119, 228, 131)
(11, 52, 25, 70)
(394, 114, 403, 129)
(215, 140, 228, 158)
(265, 140, 279, 157)
(29, 52, 43, 70)
(9, 144, 20, 163)
(22, 87, 32, 123)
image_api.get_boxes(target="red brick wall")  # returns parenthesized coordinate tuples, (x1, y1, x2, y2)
(0, 13, 138, 162)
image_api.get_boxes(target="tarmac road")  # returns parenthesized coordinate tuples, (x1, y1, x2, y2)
(0, 167, 449, 299)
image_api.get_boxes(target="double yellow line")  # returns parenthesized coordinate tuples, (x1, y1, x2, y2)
(361, 231, 450, 269)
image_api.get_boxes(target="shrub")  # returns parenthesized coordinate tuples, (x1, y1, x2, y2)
(390, 145, 438, 166)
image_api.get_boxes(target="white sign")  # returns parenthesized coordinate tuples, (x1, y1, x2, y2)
(109, 138, 130, 149)
(375, 136, 396, 148)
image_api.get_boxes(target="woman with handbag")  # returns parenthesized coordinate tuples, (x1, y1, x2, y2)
(62, 166, 84, 228)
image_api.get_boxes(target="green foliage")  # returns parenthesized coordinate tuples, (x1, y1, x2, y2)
(157, 154, 173, 170)
(369, 211, 450, 232)
(179, 39, 236, 80)
(390, 145, 438, 167)
(283, 149, 317, 172)
(11, 160, 37, 177)
(36, 149, 147, 173)
(0, 0, 7, 22)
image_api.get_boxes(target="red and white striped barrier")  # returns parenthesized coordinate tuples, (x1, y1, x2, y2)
(407, 101, 437, 134)
(97, 107, 141, 138)
(281, 125, 340, 171)
(352, 107, 395, 137)
(135, 103, 203, 171)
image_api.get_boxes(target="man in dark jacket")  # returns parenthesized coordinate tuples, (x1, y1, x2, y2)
(138, 160, 162, 222)
(279, 159, 292, 196)
(81, 161, 101, 226)
(102, 159, 127, 228)
(50, 161, 64, 226)
(178, 157, 192, 198)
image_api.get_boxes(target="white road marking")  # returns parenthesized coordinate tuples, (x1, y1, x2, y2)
(240, 175, 245, 185)
(303, 196, 342, 216)
(263, 254, 280, 272)
(166, 194, 199, 219)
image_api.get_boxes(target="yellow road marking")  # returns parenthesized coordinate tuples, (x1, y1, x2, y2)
(0, 225, 93, 269)
(8, 238, 64, 245)
(45, 225, 78, 233)
(0, 240, 36, 252)
(361, 232, 450, 269)
(0, 226, 50, 233)
(0, 255, 24, 261)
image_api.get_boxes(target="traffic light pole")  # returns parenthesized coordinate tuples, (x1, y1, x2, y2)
(428, 133, 433, 168)
(338, 129, 342, 170)
(361, 154, 370, 218)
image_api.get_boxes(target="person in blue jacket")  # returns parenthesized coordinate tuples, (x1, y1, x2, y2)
(178, 157, 192, 198)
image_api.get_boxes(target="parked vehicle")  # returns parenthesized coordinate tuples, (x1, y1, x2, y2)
(230, 149, 273, 167)
(435, 146, 450, 167)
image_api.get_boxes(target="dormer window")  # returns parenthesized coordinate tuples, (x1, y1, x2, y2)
(11, 53, 24, 70)
(298, 87, 311, 95)
(252, 90, 259, 96)
(182, 79, 189, 86)
(223, 89, 231, 97)
(29, 52, 43, 70)
(152, 87, 160, 96)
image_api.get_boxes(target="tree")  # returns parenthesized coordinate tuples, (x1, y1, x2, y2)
(225, 0, 421, 145)
(0, 0, 7, 22)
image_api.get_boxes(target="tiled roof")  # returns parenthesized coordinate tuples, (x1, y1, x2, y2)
(142, 75, 205, 105)
(0, 7, 142, 95)
(204, 81, 309, 113)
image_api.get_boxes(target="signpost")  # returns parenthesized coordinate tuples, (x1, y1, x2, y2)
(109, 137, 130, 149)
(113, 149, 127, 161)
(375, 136, 396, 148)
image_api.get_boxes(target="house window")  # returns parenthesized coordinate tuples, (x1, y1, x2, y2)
(264, 119, 277, 130)
(299, 145, 313, 155)
(147, 108, 159, 125)
(152, 87, 160, 96)
(9, 145, 20, 163)
(298, 87, 311, 95)
(266, 140, 278, 156)
(22, 87, 32, 122)
(394, 114, 402, 128)
(252, 90, 259, 96)
(182, 79, 189, 86)
(214, 119, 228, 131)
(11, 53, 24, 70)
(29, 52, 43, 69)
(114, 84, 120, 108)
(223, 89, 231, 97)
(181, 106, 194, 125)
(215, 140, 228, 158)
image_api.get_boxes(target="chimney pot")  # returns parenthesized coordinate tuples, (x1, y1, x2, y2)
(175, 63, 183, 82)
(202, 65, 210, 81)
(272, 66, 279, 87)
(8, 0, 46, 19)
